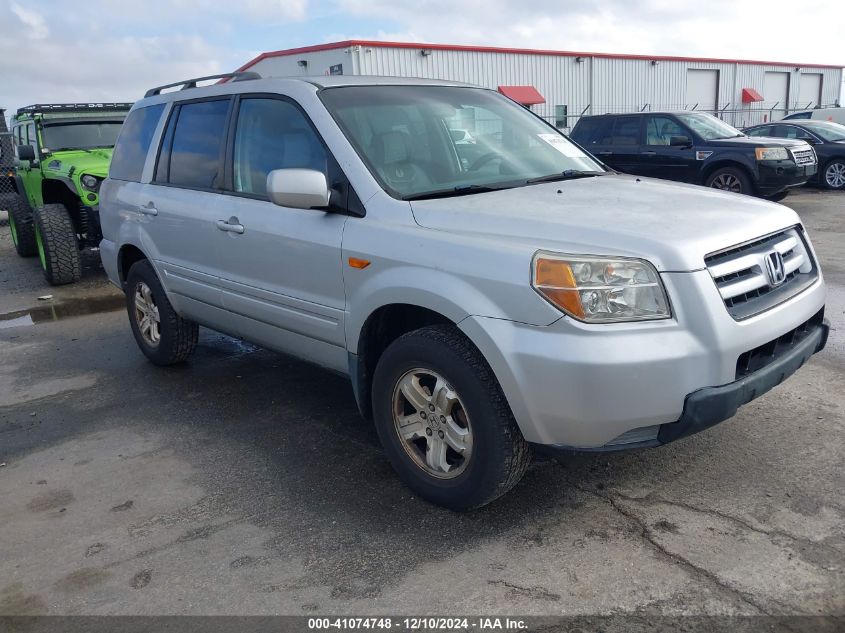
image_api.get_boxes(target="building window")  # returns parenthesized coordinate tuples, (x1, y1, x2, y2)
(555, 105, 568, 129)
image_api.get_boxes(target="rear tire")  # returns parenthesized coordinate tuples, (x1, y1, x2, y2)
(125, 259, 198, 366)
(7, 195, 37, 257)
(371, 324, 531, 510)
(822, 159, 845, 190)
(705, 167, 752, 196)
(33, 203, 81, 285)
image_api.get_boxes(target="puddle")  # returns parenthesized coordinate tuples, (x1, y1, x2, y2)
(0, 294, 126, 330)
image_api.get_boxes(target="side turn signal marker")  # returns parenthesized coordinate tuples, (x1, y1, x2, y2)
(348, 257, 371, 269)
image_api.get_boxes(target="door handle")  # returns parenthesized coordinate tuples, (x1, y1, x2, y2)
(139, 203, 158, 216)
(216, 218, 245, 234)
(597, 151, 612, 156)
(641, 151, 657, 156)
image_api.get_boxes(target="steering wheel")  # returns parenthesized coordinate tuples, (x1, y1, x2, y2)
(467, 152, 509, 172)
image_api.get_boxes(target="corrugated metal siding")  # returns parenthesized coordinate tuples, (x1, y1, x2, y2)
(261, 44, 842, 130)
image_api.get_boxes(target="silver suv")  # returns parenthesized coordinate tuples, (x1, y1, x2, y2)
(101, 73, 829, 509)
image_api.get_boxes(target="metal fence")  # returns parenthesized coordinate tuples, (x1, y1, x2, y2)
(534, 102, 841, 133)
(0, 131, 17, 225)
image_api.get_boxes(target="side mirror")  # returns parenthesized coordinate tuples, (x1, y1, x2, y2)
(16, 144, 36, 162)
(669, 135, 692, 147)
(266, 169, 330, 210)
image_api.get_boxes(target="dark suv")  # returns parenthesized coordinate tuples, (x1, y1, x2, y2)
(570, 111, 817, 198)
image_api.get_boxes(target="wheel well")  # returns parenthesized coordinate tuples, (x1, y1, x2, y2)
(700, 161, 754, 188)
(118, 245, 148, 286)
(42, 179, 78, 209)
(355, 304, 454, 420)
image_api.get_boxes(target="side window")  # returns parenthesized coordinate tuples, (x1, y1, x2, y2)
(611, 117, 641, 146)
(26, 123, 36, 147)
(232, 98, 328, 196)
(778, 126, 814, 141)
(747, 126, 774, 137)
(571, 117, 614, 145)
(784, 112, 811, 120)
(109, 104, 165, 182)
(644, 116, 685, 146)
(166, 99, 230, 189)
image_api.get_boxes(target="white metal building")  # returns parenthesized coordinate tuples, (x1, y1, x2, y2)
(236, 40, 843, 130)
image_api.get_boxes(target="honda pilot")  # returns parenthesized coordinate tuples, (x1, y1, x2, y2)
(100, 74, 828, 509)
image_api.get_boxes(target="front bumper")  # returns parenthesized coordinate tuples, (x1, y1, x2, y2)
(534, 312, 828, 454)
(459, 269, 827, 448)
(757, 161, 817, 195)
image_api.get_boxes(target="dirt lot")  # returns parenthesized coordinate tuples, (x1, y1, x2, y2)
(0, 189, 843, 618)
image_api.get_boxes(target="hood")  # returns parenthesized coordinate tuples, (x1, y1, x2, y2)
(44, 148, 113, 178)
(707, 136, 809, 149)
(409, 175, 802, 272)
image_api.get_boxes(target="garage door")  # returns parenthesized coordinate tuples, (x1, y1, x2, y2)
(686, 69, 719, 111)
(764, 71, 790, 119)
(798, 73, 823, 109)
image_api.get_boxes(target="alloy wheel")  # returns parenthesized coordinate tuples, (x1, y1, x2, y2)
(825, 162, 845, 189)
(392, 368, 473, 479)
(711, 173, 742, 193)
(34, 223, 46, 270)
(134, 281, 161, 346)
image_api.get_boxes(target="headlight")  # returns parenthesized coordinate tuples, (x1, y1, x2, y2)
(81, 174, 100, 190)
(531, 252, 671, 323)
(755, 147, 789, 161)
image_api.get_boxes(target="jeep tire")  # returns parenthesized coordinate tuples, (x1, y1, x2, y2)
(126, 259, 198, 366)
(34, 203, 82, 285)
(7, 195, 38, 257)
(371, 324, 531, 510)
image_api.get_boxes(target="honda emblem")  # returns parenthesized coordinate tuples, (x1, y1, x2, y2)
(765, 251, 786, 287)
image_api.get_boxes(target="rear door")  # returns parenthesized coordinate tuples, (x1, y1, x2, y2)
(212, 95, 348, 371)
(639, 114, 696, 182)
(140, 98, 233, 319)
(571, 116, 616, 166)
(605, 115, 644, 175)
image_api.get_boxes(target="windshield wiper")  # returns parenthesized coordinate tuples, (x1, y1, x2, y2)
(403, 183, 514, 201)
(525, 170, 606, 185)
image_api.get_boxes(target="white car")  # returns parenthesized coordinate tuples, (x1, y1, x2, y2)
(783, 107, 845, 125)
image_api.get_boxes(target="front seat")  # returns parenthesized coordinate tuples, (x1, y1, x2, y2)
(369, 130, 431, 190)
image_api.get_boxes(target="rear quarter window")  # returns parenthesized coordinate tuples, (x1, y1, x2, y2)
(110, 104, 165, 182)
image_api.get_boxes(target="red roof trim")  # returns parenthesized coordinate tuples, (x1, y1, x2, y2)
(498, 85, 545, 105)
(236, 39, 844, 72)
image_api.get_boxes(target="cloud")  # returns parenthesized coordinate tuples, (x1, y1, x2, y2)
(10, 3, 48, 39)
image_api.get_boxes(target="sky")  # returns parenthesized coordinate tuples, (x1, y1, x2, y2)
(2, 0, 844, 122)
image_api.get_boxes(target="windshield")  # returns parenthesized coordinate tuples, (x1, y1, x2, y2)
(675, 113, 743, 141)
(803, 121, 845, 142)
(40, 120, 124, 151)
(319, 85, 604, 199)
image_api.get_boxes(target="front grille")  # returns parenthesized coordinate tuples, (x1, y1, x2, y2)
(705, 227, 818, 320)
(791, 148, 816, 166)
(735, 309, 824, 378)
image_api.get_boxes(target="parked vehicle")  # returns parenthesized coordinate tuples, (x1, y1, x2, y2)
(570, 111, 817, 199)
(783, 107, 845, 125)
(9, 103, 131, 284)
(744, 120, 845, 190)
(101, 74, 828, 509)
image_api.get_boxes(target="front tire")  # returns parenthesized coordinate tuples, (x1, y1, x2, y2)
(125, 259, 198, 366)
(822, 159, 845, 190)
(371, 324, 530, 510)
(6, 195, 37, 257)
(705, 167, 752, 196)
(33, 203, 81, 285)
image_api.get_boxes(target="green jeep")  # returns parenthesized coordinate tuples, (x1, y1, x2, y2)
(8, 103, 131, 285)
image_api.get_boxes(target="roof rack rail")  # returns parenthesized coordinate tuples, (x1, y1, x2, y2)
(16, 103, 134, 116)
(144, 71, 261, 98)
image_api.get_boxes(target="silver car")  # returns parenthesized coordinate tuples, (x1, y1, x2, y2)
(100, 73, 829, 509)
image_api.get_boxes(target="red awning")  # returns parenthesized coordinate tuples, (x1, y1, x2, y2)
(742, 88, 764, 103)
(498, 85, 546, 105)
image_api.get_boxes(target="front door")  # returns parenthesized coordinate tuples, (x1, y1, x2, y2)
(17, 122, 42, 207)
(214, 96, 348, 371)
